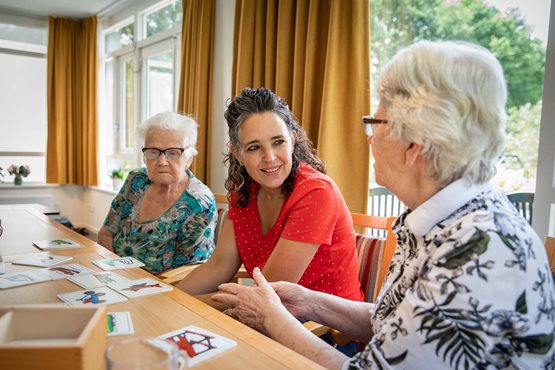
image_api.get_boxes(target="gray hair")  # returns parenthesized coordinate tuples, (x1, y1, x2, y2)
(136, 112, 198, 158)
(378, 40, 507, 186)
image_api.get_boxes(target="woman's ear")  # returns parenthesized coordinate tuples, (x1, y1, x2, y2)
(291, 130, 297, 146)
(230, 144, 242, 165)
(405, 142, 423, 166)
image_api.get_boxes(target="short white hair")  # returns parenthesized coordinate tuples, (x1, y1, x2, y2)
(137, 112, 198, 158)
(378, 40, 507, 186)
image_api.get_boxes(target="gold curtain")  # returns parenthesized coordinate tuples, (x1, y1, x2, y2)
(232, 0, 370, 212)
(46, 16, 98, 186)
(178, 0, 215, 185)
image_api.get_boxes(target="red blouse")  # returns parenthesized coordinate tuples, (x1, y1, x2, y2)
(228, 163, 363, 301)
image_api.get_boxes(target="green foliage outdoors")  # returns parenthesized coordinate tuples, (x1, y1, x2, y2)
(370, 0, 547, 191)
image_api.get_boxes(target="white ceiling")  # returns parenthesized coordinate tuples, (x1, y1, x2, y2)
(0, 0, 124, 18)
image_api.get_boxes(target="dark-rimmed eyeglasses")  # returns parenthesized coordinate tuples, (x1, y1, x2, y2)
(362, 116, 388, 137)
(142, 147, 185, 161)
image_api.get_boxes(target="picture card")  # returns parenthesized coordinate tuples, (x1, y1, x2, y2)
(107, 311, 135, 336)
(57, 286, 127, 306)
(110, 277, 172, 298)
(0, 270, 50, 289)
(92, 257, 145, 271)
(159, 325, 237, 366)
(69, 271, 129, 289)
(33, 239, 81, 250)
(13, 253, 73, 267)
(43, 263, 96, 280)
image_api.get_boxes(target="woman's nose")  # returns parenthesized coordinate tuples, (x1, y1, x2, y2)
(262, 148, 276, 161)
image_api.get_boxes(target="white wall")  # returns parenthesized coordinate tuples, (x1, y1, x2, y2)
(209, 0, 235, 193)
(533, 1, 555, 239)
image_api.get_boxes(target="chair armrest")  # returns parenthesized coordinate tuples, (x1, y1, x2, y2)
(303, 321, 331, 337)
(159, 264, 202, 285)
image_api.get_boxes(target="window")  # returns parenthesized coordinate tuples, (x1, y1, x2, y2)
(101, 0, 182, 186)
(0, 18, 47, 184)
(369, 0, 551, 216)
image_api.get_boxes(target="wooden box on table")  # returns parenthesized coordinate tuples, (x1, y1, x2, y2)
(0, 306, 107, 370)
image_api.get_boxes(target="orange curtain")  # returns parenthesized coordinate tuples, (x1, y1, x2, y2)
(232, 0, 370, 212)
(178, 0, 215, 185)
(46, 16, 98, 186)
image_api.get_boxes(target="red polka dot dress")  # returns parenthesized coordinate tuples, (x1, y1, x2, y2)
(228, 163, 363, 301)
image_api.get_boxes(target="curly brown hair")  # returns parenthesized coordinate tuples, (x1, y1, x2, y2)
(224, 87, 326, 207)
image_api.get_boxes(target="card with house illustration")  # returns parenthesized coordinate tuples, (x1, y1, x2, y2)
(58, 286, 128, 305)
(32, 239, 81, 250)
(42, 263, 96, 280)
(0, 270, 50, 289)
(13, 253, 73, 267)
(92, 257, 145, 271)
(159, 325, 237, 366)
(109, 277, 172, 298)
(69, 271, 129, 289)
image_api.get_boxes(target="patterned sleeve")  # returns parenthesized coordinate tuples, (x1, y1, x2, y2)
(346, 214, 555, 369)
(281, 178, 338, 245)
(172, 192, 217, 267)
(102, 171, 137, 234)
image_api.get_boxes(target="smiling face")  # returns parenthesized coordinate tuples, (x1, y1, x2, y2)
(234, 112, 295, 195)
(143, 128, 190, 185)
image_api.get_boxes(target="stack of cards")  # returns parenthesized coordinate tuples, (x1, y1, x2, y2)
(33, 239, 81, 251)
(160, 326, 237, 366)
(93, 257, 145, 271)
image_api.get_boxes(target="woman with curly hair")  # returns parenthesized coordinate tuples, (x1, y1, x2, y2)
(178, 87, 363, 309)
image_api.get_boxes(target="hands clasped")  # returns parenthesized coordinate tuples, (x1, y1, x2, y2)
(212, 267, 312, 333)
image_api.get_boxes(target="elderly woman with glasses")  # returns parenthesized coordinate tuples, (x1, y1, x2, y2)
(98, 112, 217, 275)
(212, 41, 555, 369)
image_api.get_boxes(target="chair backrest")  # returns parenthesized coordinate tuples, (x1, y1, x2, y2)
(213, 193, 228, 244)
(507, 192, 534, 224)
(351, 213, 397, 302)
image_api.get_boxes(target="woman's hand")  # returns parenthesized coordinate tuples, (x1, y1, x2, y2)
(97, 226, 115, 252)
(270, 281, 313, 320)
(213, 267, 286, 333)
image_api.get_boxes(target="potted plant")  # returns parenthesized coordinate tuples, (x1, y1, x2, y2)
(7, 164, 31, 186)
(110, 168, 125, 191)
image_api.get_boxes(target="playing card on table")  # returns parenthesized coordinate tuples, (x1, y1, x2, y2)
(69, 271, 129, 289)
(32, 239, 81, 250)
(13, 253, 73, 267)
(107, 311, 135, 336)
(0, 270, 50, 289)
(92, 257, 145, 271)
(57, 286, 127, 306)
(109, 277, 172, 298)
(159, 325, 237, 366)
(43, 263, 95, 280)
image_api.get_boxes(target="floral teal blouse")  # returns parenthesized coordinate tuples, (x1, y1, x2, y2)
(103, 168, 217, 274)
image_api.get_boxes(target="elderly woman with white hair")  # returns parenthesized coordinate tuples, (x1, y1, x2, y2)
(98, 112, 217, 275)
(212, 41, 555, 369)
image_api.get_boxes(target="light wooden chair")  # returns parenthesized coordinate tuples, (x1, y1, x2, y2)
(305, 213, 398, 343)
(545, 236, 555, 278)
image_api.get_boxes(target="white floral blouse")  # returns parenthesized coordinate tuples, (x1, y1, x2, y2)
(345, 179, 555, 370)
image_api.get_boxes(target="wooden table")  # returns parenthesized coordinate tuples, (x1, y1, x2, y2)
(0, 208, 324, 369)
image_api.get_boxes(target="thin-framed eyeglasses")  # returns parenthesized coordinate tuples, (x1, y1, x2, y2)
(142, 147, 185, 161)
(362, 115, 388, 137)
